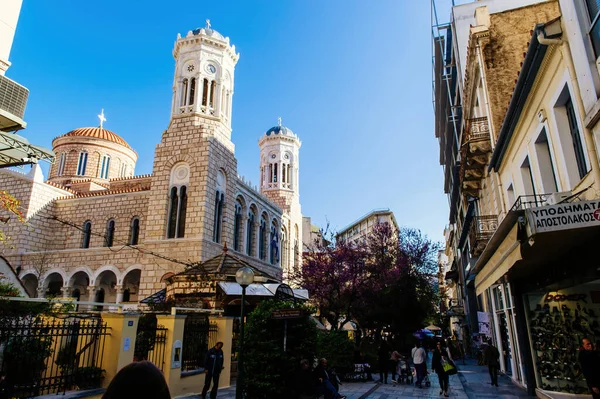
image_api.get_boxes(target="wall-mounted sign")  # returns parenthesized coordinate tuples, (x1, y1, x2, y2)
(526, 200, 600, 234)
(128, 320, 134, 327)
(124, 337, 131, 352)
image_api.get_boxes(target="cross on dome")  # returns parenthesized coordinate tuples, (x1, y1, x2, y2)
(206, 19, 211, 29)
(98, 109, 106, 129)
(278, 116, 282, 127)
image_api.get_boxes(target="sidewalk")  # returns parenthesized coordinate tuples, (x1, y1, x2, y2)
(455, 358, 530, 399)
(178, 357, 528, 398)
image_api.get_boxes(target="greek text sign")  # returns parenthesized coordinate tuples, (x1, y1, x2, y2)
(526, 200, 600, 234)
(272, 309, 303, 319)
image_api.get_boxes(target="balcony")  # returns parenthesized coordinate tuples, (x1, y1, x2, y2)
(469, 215, 498, 257)
(0, 75, 29, 131)
(460, 117, 492, 196)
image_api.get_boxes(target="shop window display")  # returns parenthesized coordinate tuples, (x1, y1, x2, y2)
(526, 282, 600, 394)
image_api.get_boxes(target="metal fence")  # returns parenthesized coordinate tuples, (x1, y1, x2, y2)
(0, 315, 110, 398)
(134, 314, 168, 371)
(181, 315, 218, 372)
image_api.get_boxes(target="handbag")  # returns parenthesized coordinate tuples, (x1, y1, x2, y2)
(442, 359, 457, 375)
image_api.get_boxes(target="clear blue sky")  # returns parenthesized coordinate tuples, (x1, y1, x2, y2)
(9, 0, 448, 240)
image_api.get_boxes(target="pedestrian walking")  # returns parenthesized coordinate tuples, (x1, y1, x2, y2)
(482, 340, 500, 387)
(102, 361, 171, 399)
(202, 342, 224, 399)
(432, 341, 453, 397)
(579, 338, 600, 398)
(412, 342, 427, 388)
(377, 342, 390, 384)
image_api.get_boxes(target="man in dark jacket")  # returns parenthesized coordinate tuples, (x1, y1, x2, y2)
(314, 358, 346, 399)
(483, 341, 500, 387)
(202, 342, 224, 399)
(579, 338, 600, 398)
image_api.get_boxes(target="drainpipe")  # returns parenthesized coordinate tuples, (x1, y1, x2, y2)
(536, 31, 563, 46)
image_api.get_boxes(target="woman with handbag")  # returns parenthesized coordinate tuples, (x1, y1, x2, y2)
(432, 341, 454, 397)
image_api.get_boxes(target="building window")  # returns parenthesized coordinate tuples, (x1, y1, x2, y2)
(565, 99, 588, 179)
(586, 0, 600, 58)
(234, 201, 242, 251)
(120, 162, 128, 178)
(269, 221, 279, 265)
(259, 216, 267, 261)
(76, 152, 88, 176)
(520, 157, 536, 196)
(202, 79, 209, 106)
(209, 81, 216, 108)
(181, 78, 189, 106)
(99, 155, 111, 179)
(246, 210, 255, 256)
(105, 219, 115, 247)
(213, 190, 225, 243)
(534, 129, 559, 193)
(506, 184, 516, 209)
(82, 220, 92, 248)
(129, 217, 140, 245)
(189, 78, 196, 106)
(57, 153, 66, 176)
(167, 186, 187, 238)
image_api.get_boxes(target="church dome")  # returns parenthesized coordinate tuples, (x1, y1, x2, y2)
(265, 125, 295, 137)
(192, 27, 225, 41)
(58, 127, 133, 150)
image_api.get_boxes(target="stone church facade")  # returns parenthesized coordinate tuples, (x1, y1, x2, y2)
(0, 23, 303, 305)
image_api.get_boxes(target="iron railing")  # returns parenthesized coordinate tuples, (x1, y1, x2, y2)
(510, 194, 550, 212)
(134, 314, 168, 371)
(469, 215, 498, 256)
(181, 315, 218, 372)
(0, 315, 109, 398)
(464, 117, 491, 142)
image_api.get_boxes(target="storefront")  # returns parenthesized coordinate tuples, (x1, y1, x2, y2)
(474, 199, 600, 397)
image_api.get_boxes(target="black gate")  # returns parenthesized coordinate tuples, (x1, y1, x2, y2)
(0, 315, 110, 398)
(134, 314, 168, 371)
(181, 315, 218, 372)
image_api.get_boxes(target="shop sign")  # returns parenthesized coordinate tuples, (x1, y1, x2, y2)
(271, 309, 303, 319)
(526, 200, 600, 234)
(544, 293, 587, 303)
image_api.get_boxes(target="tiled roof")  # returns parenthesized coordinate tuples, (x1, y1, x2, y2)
(55, 127, 133, 150)
(55, 186, 150, 200)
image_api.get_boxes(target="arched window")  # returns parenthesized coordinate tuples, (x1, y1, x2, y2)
(213, 170, 226, 243)
(82, 220, 92, 248)
(105, 219, 115, 247)
(259, 216, 267, 261)
(213, 191, 225, 243)
(269, 220, 279, 265)
(246, 209, 255, 256)
(282, 164, 286, 184)
(189, 78, 196, 106)
(57, 153, 67, 176)
(99, 155, 111, 179)
(269, 164, 273, 183)
(281, 226, 288, 269)
(120, 162, 127, 178)
(76, 152, 88, 176)
(294, 224, 299, 271)
(202, 79, 209, 106)
(181, 78, 189, 106)
(273, 164, 278, 183)
(122, 289, 131, 302)
(209, 81, 216, 108)
(233, 201, 243, 251)
(129, 217, 140, 245)
(167, 186, 187, 239)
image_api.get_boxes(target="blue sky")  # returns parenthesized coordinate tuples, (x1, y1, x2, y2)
(9, 0, 449, 240)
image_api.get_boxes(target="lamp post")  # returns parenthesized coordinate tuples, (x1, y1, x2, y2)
(235, 266, 254, 399)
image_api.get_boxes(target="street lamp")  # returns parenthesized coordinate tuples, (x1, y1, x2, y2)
(235, 266, 254, 399)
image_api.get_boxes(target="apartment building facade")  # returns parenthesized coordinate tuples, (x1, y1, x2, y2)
(434, 1, 600, 396)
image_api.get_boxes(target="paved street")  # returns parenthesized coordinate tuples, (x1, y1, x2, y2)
(179, 357, 529, 398)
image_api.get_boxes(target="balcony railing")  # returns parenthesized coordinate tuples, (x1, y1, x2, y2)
(509, 194, 550, 212)
(459, 117, 492, 196)
(464, 117, 490, 142)
(469, 215, 498, 257)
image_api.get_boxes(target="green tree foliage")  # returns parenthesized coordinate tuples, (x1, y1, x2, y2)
(243, 299, 317, 398)
(315, 329, 354, 373)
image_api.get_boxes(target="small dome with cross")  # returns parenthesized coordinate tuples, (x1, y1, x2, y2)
(192, 19, 225, 41)
(265, 117, 297, 138)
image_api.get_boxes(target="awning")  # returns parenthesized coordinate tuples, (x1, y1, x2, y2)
(218, 282, 309, 300)
(0, 131, 55, 167)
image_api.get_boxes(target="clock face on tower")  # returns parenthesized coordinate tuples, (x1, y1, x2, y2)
(206, 64, 216, 74)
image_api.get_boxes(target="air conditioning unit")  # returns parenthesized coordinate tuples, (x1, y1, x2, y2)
(544, 191, 572, 206)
